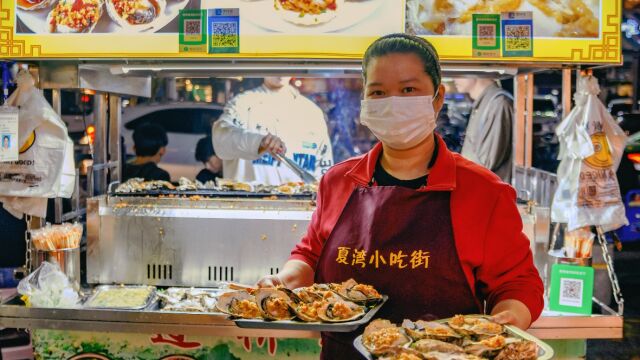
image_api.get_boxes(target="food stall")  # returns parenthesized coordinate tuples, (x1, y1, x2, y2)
(0, 0, 625, 359)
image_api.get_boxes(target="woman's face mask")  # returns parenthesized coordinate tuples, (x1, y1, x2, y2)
(360, 93, 438, 150)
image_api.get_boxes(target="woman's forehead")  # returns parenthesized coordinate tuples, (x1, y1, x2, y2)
(366, 53, 434, 87)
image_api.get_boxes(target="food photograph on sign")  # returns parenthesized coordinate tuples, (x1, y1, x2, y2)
(406, 0, 601, 38)
(15, 0, 200, 33)
(202, 0, 402, 35)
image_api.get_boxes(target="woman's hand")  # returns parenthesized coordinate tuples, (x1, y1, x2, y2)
(256, 275, 284, 288)
(490, 299, 532, 330)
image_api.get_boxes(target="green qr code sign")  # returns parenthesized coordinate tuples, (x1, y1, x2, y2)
(472, 14, 501, 58)
(208, 8, 239, 54)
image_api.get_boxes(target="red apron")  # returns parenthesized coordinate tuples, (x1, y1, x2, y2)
(314, 185, 481, 360)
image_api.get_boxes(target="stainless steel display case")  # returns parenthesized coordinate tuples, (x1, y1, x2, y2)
(87, 195, 314, 287)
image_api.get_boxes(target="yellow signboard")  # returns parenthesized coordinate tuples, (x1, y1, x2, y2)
(0, 0, 621, 64)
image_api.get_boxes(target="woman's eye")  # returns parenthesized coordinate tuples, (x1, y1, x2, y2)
(369, 90, 385, 97)
(402, 87, 417, 94)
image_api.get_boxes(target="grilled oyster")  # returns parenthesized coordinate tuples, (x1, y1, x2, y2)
(421, 354, 485, 360)
(293, 300, 324, 322)
(215, 290, 261, 319)
(254, 288, 296, 320)
(402, 319, 462, 343)
(463, 335, 508, 358)
(317, 299, 364, 323)
(494, 340, 538, 360)
(379, 347, 425, 360)
(17, 0, 56, 11)
(106, 0, 166, 31)
(411, 339, 465, 355)
(292, 287, 324, 304)
(332, 278, 383, 306)
(47, 0, 103, 33)
(448, 315, 504, 337)
(362, 319, 412, 356)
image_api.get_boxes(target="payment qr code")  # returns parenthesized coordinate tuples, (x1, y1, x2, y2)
(211, 22, 238, 48)
(184, 19, 201, 35)
(559, 278, 583, 307)
(505, 24, 531, 51)
(477, 24, 496, 46)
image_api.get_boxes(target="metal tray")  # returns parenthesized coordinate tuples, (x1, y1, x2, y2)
(157, 287, 225, 313)
(110, 189, 313, 199)
(83, 285, 156, 310)
(353, 318, 554, 360)
(234, 295, 388, 332)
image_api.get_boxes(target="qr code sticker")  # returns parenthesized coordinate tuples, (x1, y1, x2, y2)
(211, 22, 238, 48)
(505, 24, 531, 51)
(477, 24, 496, 46)
(559, 278, 583, 307)
(184, 19, 201, 36)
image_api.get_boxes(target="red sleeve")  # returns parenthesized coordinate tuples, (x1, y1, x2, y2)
(476, 185, 544, 326)
(288, 174, 328, 270)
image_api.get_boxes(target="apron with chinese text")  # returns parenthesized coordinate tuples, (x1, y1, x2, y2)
(314, 185, 481, 359)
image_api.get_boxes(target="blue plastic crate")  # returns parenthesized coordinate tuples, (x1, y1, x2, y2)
(617, 190, 640, 242)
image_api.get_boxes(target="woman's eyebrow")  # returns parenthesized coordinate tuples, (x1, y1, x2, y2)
(399, 78, 420, 84)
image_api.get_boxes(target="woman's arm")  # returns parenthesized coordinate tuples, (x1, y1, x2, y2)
(491, 299, 532, 330)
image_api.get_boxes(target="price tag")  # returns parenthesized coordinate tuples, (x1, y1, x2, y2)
(501, 12, 533, 57)
(0, 106, 19, 162)
(472, 14, 501, 58)
(549, 263, 594, 315)
(208, 8, 240, 54)
(179, 9, 207, 53)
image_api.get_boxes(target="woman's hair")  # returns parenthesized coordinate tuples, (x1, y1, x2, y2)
(362, 33, 441, 90)
(195, 136, 215, 163)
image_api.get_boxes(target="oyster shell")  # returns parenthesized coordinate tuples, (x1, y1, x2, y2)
(17, 0, 56, 11)
(46, 0, 103, 33)
(494, 340, 538, 360)
(421, 353, 485, 360)
(448, 315, 505, 337)
(317, 298, 364, 323)
(215, 290, 261, 319)
(254, 288, 296, 320)
(106, 0, 166, 32)
(463, 335, 508, 358)
(411, 339, 465, 355)
(293, 300, 324, 322)
(402, 319, 462, 343)
(292, 287, 324, 304)
(378, 347, 426, 360)
(362, 319, 412, 355)
(332, 278, 383, 306)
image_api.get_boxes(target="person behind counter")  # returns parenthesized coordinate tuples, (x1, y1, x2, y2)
(258, 34, 543, 360)
(122, 123, 171, 182)
(195, 136, 223, 184)
(455, 77, 514, 183)
(212, 76, 334, 185)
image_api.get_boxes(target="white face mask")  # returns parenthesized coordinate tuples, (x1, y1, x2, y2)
(360, 95, 438, 150)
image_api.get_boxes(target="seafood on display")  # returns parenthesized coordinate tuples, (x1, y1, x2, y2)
(254, 288, 296, 320)
(360, 315, 541, 360)
(215, 290, 262, 319)
(47, 0, 103, 33)
(17, 0, 56, 11)
(332, 278, 384, 306)
(274, 0, 345, 26)
(105, 0, 166, 31)
(158, 288, 218, 312)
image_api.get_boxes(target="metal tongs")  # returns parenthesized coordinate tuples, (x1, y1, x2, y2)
(273, 153, 317, 184)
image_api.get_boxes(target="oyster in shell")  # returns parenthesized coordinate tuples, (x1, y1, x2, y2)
(402, 319, 462, 343)
(332, 278, 383, 306)
(254, 288, 296, 320)
(463, 335, 508, 358)
(494, 340, 538, 360)
(448, 315, 505, 337)
(47, 0, 103, 33)
(362, 319, 412, 355)
(106, 0, 166, 31)
(215, 290, 261, 319)
(378, 347, 426, 360)
(17, 0, 56, 11)
(293, 300, 324, 322)
(410, 339, 465, 355)
(317, 298, 364, 323)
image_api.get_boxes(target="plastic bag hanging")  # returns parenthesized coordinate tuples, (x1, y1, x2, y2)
(551, 75, 628, 231)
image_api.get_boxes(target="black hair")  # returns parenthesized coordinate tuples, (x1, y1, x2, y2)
(2, 135, 8, 143)
(195, 136, 215, 163)
(132, 123, 168, 157)
(362, 33, 441, 90)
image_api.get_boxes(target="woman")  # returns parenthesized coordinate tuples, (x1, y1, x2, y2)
(258, 34, 543, 359)
(195, 136, 223, 183)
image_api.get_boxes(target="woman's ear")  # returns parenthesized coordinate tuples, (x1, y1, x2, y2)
(434, 84, 446, 113)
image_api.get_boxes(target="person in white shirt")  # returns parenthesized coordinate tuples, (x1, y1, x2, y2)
(212, 77, 334, 185)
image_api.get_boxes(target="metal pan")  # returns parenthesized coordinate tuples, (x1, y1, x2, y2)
(110, 189, 313, 199)
(234, 295, 388, 332)
(352, 318, 554, 360)
(83, 285, 156, 310)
